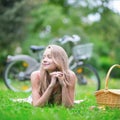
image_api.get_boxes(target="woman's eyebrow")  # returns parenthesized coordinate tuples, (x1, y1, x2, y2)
(43, 53, 51, 57)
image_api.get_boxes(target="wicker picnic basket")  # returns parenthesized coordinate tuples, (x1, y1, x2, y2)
(95, 64, 120, 108)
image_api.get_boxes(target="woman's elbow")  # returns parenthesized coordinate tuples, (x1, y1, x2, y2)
(63, 101, 74, 108)
(32, 101, 45, 107)
(64, 103, 74, 108)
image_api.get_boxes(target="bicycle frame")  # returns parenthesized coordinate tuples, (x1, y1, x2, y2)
(3, 35, 100, 92)
(6, 55, 40, 79)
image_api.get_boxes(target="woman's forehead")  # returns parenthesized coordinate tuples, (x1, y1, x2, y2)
(44, 48, 51, 55)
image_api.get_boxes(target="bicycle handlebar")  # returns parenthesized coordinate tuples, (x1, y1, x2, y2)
(58, 34, 81, 45)
(50, 34, 81, 45)
(30, 35, 81, 52)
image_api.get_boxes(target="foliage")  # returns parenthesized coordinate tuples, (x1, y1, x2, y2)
(0, 0, 27, 46)
(0, 0, 42, 77)
(0, 0, 29, 77)
(85, 12, 120, 74)
(22, 3, 88, 54)
(69, 0, 120, 76)
(0, 0, 120, 78)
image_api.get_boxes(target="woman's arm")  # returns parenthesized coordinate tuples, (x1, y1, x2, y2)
(31, 71, 56, 107)
(62, 71, 76, 107)
(62, 83, 75, 107)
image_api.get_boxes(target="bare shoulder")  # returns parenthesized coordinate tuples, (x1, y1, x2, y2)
(68, 70, 77, 79)
(68, 70, 77, 83)
(31, 70, 40, 77)
(31, 70, 41, 84)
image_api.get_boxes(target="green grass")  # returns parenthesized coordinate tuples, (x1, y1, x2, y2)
(0, 78, 120, 120)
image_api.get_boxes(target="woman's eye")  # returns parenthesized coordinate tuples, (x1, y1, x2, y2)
(42, 55, 51, 59)
(48, 55, 52, 59)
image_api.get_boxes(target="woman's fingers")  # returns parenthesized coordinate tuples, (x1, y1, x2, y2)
(57, 72, 63, 77)
(50, 72, 57, 76)
(50, 71, 66, 86)
(50, 72, 63, 77)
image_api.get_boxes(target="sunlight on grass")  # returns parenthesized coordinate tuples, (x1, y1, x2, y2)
(0, 78, 120, 120)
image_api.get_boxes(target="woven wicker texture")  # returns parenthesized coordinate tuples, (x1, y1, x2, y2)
(95, 64, 120, 108)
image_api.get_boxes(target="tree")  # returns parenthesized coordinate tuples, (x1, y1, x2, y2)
(0, 0, 29, 77)
(0, 0, 27, 47)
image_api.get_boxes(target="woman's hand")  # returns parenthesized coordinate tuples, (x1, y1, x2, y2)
(49, 72, 57, 88)
(50, 71, 66, 87)
(56, 72, 66, 87)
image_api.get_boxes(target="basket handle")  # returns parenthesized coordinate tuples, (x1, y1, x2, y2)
(105, 64, 120, 90)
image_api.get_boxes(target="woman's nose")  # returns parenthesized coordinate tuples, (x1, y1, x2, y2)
(42, 57, 48, 62)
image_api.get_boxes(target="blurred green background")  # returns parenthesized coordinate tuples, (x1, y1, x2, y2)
(0, 0, 120, 79)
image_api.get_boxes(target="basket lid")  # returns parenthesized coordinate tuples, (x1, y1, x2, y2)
(95, 89, 120, 96)
(108, 89, 120, 95)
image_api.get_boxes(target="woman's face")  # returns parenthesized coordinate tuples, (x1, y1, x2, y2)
(42, 48, 57, 73)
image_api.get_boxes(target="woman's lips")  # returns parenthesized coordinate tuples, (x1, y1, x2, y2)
(42, 63, 50, 66)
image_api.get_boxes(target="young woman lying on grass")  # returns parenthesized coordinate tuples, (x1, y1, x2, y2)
(11, 45, 83, 107)
(31, 45, 77, 108)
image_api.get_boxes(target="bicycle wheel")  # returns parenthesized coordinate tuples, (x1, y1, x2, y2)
(3, 60, 32, 92)
(75, 64, 100, 92)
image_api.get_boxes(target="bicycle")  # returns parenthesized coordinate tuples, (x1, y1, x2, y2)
(3, 35, 101, 92)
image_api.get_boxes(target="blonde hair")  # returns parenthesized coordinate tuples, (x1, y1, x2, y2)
(39, 45, 70, 95)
